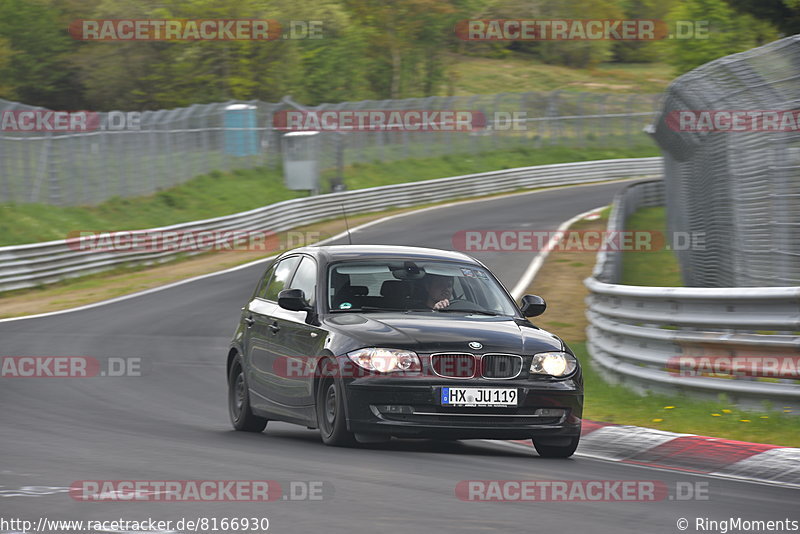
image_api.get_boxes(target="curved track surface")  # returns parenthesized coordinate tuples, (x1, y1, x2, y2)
(1, 181, 796, 533)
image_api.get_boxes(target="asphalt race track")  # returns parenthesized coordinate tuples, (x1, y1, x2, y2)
(1, 181, 796, 534)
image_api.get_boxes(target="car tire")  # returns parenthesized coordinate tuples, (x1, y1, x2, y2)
(228, 354, 268, 432)
(316, 359, 355, 447)
(532, 436, 580, 458)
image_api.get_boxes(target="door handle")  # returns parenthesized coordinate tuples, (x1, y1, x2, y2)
(244, 316, 255, 327)
(269, 322, 281, 334)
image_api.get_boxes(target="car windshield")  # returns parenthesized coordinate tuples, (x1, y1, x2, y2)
(327, 260, 519, 316)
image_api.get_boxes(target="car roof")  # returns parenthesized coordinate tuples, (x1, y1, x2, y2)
(283, 245, 482, 265)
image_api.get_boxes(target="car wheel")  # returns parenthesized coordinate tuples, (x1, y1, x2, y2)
(532, 436, 580, 458)
(316, 359, 355, 447)
(228, 354, 268, 432)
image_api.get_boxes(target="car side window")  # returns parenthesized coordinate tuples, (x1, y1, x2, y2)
(254, 263, 276, 299)
(288, 257, 317, 305)
(262, 256, 301, 301)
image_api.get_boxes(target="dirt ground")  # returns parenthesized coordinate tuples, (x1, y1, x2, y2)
(521, 216, 608, 343)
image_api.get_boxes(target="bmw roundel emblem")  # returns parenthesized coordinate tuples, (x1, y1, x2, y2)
(469, 341, 482, 350)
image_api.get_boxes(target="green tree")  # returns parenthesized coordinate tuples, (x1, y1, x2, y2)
(480, 0, 624, 68)
(262, 0, 373, 104)
(724, 0, 800, 35)
(662, 0, 779, 74)
(0, 37, 15, 99)
(71, 0, 300, 109)
(0, 0, 85, 108)
(345, 0, 464, 99)
(613, 0, 679, 63)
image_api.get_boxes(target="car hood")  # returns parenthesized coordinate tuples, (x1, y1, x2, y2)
(324, 313, 564, 355)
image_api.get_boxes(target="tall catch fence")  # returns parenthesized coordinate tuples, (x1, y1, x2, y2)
(650, 34, 800, 287)
(0, 91, 660, 206)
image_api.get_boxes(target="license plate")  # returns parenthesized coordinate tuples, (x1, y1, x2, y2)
(441, 387, 517, 407)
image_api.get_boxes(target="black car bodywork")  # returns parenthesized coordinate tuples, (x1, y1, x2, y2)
(227, 245, 583, 457)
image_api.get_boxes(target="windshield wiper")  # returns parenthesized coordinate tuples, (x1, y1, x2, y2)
(337, 306, 430, 313)
(330, 306, 500, 315)
(434, 308, 503, 316)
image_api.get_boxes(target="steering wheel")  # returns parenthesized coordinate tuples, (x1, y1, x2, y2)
(437, 298, 473, 311)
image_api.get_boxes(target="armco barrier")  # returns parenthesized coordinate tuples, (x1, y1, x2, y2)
(585, 181, 800, 411)
(0, 158, 661, 292)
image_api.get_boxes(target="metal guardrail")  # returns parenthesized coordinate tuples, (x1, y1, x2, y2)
(0, 157, 662, 293)
(585, 181, 800, 411)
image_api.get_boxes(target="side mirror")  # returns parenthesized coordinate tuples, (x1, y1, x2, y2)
(278, 288, 312, 312)
(520, 294, 546, 317)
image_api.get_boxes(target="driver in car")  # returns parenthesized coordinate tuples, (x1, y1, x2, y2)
(423, 274, 454, 310)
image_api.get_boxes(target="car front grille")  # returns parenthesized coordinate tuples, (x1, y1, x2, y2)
(431, 353, 476, 378)
(430, 353, 524, 379)
(480, 354, 523, 379)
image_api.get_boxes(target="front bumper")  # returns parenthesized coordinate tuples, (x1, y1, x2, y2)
(344, 375, 583, 440)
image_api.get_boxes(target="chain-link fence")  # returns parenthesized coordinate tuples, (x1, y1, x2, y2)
(0, 91, 660, 206)
(650, 34, 800, 288)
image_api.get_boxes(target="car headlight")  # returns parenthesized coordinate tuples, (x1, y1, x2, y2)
(347, 348, 421, 373)
(530, 351, 577, 377)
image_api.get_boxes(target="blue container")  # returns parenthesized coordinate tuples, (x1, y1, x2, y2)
(224, 104, 258, 156)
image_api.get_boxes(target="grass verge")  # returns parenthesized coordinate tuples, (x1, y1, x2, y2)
(621, 206, 683, 286)
(0, 144, 658, 247)
(449, 53, 671, 95)
(523, 209, 799, 446)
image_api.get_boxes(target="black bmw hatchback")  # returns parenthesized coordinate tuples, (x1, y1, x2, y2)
(227, 245, 583, 457)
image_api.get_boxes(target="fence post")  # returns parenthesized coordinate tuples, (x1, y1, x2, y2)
(47, 134, 62, 205)
(577, 93, 585, 149)
(625, 94, 636, 146)
(0, 136, 7, 203)
(547, 91, 560, 146)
